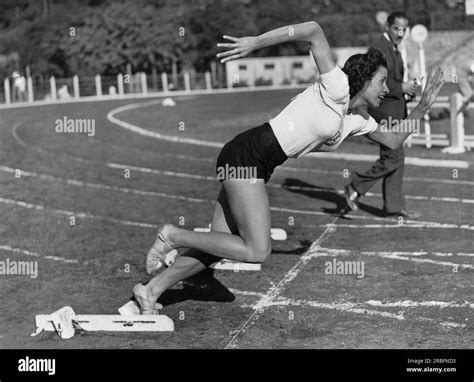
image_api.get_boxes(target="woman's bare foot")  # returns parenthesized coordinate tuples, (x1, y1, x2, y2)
(132, 283, 158, 315)
(146, 224, 180, 275)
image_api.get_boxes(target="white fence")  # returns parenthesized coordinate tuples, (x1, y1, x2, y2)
(406, 93, 473, 153)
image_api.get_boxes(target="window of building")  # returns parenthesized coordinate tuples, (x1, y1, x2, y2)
(293, 62, 303, 69)
(264, 64, 275, 70)
(238, 65, 247, 71)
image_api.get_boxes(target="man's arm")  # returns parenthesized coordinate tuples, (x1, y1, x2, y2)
(366, 67, 444, 149)
(217, 21, 335, 75)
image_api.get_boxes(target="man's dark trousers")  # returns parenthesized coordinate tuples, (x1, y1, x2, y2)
(350, 34, 408, 213)
(351, 143, 405, 213)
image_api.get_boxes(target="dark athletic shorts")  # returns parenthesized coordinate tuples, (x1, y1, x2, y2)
(215, 122, 288, 184)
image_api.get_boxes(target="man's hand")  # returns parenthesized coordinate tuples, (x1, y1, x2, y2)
(216, 35, 259, 63)
(418, 67, 445, 110)
(402, 81, 417, 96)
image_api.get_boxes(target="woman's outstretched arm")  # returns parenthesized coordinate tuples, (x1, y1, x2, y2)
(217, 21, 335, 74)
(367, 67, 445, 150)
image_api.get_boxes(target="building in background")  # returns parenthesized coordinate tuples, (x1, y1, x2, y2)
(225, 47, 367, 87)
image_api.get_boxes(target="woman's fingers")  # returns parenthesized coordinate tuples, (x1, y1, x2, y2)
(217, 43, 236, 48)
(217, 48, 239, 59)
(427, 67, 433, 81)
(221, 53, 243, 63)
(223, 35, 239, 42)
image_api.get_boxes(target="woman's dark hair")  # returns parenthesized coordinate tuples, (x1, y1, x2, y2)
(342, 47, 387, 98)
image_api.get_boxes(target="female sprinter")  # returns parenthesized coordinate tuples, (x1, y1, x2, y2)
(133, 21, 444, 313)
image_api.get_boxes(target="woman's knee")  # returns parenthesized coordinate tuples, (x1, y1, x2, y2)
(244, 242, 272, 263)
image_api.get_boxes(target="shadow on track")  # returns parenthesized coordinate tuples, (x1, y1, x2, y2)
(281, 178, 386, 218)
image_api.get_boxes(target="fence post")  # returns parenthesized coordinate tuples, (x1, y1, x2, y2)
(205, 71, 212, 91)
(161, 72, 168, 93)
(4, 78, 10, 104)
(442, 93, 465, 154)
(184, 72, 191, 92)
(141, 72, 148, 94)
(117, 73, 124, 96)
(95, 75, 102, 97)
(73, 75, 80, 98)
(27, 77, 34, 102)
(152, 66, 158, 90)
(50, 76, 57, 101)
(27, 76, 33, 102)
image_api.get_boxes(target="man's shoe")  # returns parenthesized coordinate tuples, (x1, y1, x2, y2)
(384, 209, 420, 219)
(344, 184, 360, 211)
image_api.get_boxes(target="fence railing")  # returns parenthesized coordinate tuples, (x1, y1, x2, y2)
(406, 93, 473, 153)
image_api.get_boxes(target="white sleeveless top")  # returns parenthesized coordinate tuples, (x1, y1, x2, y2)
(269, 66, 379, 158)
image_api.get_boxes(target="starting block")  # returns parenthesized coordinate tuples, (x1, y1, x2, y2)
(210, 260, 261, 271)
(32, 305, 174, 339)
(194, 225, 286, 272)
(194, 225, 287, 241)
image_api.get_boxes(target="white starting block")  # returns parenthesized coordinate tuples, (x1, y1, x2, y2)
(32, 305, 174, 339)
(210, 259, 261, 271)
(194, 225, 287, 272)
(194, 226, 287, 241)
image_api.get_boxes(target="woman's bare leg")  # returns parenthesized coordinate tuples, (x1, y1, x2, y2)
(134, 186, 240, 311)
(165, 179, 272, 263)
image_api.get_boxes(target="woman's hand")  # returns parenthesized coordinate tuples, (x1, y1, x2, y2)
(418, 67, 445, 110)
(216, 35, 259, 63)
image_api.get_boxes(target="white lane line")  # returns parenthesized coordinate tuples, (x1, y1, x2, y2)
(104, 163, 474, 204)
(230, 289, 468, 329)
(0, 166, 211, 204)
(105, 162, 216, 181)
(0, 244, 79, 264)
(1, 165, 473, 231)
(280, 183, 474, 204)
(311, 247, 474, 270)
(307, 152, 470, 169)
(12, 119, 474, 187)
(1, 193, 471, 255)
(0, 197, 159, 229)
(225, 213, 342, 349)
(365, 300, 473, 308)
(403, 177, 474, 186)
(107, 100, 471, 169)
(320, 222, 474, 230)
(107, 100, 223, 148)
(272, 206, 474, 230)
(372, 253, 473, 270)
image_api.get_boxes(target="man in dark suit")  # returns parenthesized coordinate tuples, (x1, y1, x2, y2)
(344, 10, 419, 219)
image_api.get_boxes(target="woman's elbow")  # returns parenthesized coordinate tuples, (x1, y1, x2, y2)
(309, 21, 322, 36)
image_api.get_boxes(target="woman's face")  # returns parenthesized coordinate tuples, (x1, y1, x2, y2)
(361, 66, 389, 108)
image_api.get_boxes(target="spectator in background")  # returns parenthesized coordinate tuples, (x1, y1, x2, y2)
(12, 71, 27, 102)
(344, 11, 420, 219)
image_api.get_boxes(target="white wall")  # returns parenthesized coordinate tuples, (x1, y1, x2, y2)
(225, 47, 367, 87)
